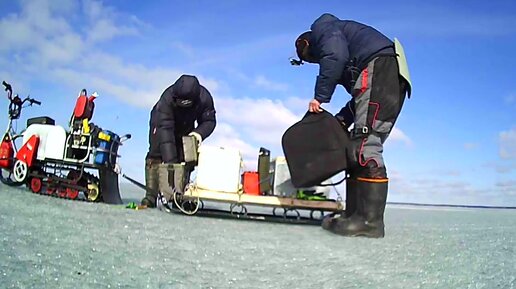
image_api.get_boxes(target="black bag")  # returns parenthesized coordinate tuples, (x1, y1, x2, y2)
(281, 110, 349, 188)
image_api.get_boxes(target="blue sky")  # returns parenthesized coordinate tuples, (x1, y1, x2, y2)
(0, 0, 514, 206)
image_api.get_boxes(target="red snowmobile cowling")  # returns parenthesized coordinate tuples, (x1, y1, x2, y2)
(16, 135, 39, 167)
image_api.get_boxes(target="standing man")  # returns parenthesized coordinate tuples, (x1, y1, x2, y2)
(292, 13, 411, 238)
(141, 74, 217, 208)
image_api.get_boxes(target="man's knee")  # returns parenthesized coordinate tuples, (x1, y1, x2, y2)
(355, 163, 387, 179)
(347, 136, 387, 179)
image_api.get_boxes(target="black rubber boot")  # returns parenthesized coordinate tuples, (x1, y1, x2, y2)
(141, 159, 160, 208)
(321, 175, 358, 229)
(344, 177, 358, 217)
(323, 180, 388, 238)
(158, 163, 188, 201)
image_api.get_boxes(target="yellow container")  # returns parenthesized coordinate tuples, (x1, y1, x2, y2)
(82, 119, 91, 134)
(98, 131, 111, 142)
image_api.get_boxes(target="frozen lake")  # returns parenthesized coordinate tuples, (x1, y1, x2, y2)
(1, 183, 515, 288)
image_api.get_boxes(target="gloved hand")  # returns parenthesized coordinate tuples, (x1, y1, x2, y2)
(188, 132, 202, 146)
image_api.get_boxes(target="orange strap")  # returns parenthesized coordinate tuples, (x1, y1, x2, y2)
(356, 177, 388, 183)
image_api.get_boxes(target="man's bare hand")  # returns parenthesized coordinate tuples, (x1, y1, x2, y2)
(308, 99, 323, 113)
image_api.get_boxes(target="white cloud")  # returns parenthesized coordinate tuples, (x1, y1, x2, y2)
(500, 128, 516, 159)
(215, 96, 299, 147)
(495, 180, 516, 187)
(196, 95, 305, 169)
(171, 41, 196, 58)
(0, 1, 74, 53)
(53, 68, 165, 108)
(87, 18, 139, 43)
(223, 69, 292, 95)
(23, 0, 73, 35)
(39, 33, 84, 65)
(0, 0, 224, 110)
(385, 127, 412, 146)
(482, 161, 516, 174)
(253, 75, 289, 92)
(284, 96, 308, 114)
(388, 171, 516, 206)
(495, 180, 516, 196)
(188, 33, 293, 68)
(82, 0, 142, 43)
(0, 0, 143, 60)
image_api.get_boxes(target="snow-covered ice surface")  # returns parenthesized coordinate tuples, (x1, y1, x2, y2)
(1, 183, 515, 289)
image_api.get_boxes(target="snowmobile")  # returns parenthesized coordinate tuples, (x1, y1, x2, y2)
(0, 81, 130, 204)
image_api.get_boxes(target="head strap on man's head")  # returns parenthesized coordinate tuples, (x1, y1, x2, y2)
(289, 57, 303, 66)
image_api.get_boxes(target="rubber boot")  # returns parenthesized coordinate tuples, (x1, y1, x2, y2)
(141, 159, 160, 207)
(344, 177, 358, 217)
(324, 179, 388, 238)
(321, 176, 358, 229)
(158, 163, 189, 202)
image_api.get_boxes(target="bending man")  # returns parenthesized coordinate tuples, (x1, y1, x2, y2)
(293, 13, 411, 238)
(141, 74, 216, 208)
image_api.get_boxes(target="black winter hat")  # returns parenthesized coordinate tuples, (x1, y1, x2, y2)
(173, 75, 201, 108)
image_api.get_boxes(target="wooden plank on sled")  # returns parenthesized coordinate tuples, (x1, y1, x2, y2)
(183, 187, 343, 212)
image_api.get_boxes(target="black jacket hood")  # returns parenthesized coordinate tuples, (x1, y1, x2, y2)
(173, 75, 201, 101)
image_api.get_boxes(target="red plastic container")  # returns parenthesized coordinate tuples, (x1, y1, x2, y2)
(74, 95, 95, 120)
(0, 139, 13, 168)
(242, 171, 260, 195)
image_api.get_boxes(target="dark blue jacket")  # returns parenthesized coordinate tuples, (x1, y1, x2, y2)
(309, 14, 395, 102)
(148, 75, 216, 162)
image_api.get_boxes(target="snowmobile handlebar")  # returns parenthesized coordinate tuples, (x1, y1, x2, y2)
(120, 134, 132, 143)
(2, 81, 41, 106)
(28, 98, 41, 106)
(3, 81, 12, 99)
(17, 96, 41, 106)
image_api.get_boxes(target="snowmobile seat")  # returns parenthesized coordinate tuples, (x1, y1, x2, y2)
(27, 116, 55, 127)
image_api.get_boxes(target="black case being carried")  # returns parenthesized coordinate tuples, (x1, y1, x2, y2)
(281, 110, 349, 188)
(27, 116, 55, 127)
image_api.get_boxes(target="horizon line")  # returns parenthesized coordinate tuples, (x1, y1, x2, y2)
(387, 202, 516, 210)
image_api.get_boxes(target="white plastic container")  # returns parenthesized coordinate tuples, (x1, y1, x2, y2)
(271, 156, 330, 198)
(195, 145, 242, 193)
(23, 124, 67, 161)
(270, 156, 296, 197)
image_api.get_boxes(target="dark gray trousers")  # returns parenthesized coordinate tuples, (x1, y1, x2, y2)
(347, 56, 407, 178)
